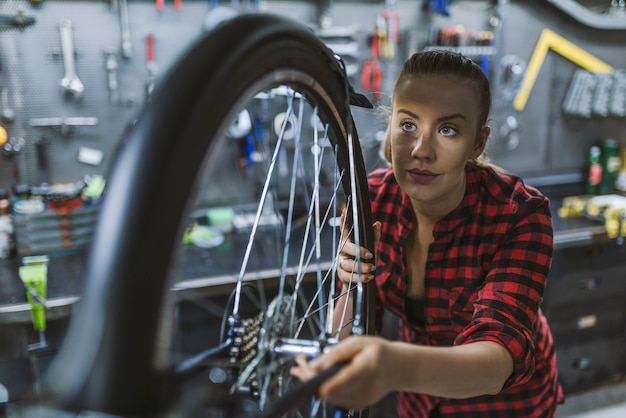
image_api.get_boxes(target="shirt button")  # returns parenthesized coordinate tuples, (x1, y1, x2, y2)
(427, 263, 436, 269)
(426, 316, 434, 324)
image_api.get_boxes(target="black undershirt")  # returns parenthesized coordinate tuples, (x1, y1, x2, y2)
(404, 297, 426, 325)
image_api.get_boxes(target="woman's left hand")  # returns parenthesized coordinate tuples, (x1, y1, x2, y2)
(290, 335, 396, 411)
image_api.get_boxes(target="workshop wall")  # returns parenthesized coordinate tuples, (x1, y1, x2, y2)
(0, 0, 217, 190)
(0, 0, 625, 407)
(486, 0, 626, 183)
(0, 1, 625, 191)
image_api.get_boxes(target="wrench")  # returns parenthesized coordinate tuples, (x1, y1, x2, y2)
(118, 0, 132, 59)
(59, 20, 84, 101)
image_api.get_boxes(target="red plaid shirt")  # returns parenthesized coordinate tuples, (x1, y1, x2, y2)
(369, 164, 563, 417)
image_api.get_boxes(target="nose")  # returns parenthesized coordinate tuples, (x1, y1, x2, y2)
(410, 132, 434, 160)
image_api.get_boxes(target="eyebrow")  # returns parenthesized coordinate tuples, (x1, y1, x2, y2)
(396, 108, 466, 122)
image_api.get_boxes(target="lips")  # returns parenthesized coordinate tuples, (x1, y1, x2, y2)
(407, 168, 439, 184)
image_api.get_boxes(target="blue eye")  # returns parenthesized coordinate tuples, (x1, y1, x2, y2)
(401, 121, 416, 132)
(440, 126, 458, 137)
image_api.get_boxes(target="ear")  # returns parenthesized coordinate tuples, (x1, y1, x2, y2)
(471, 126, 490, 159)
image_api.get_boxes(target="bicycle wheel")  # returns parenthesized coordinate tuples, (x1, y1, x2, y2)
(36, 12, 376, 418)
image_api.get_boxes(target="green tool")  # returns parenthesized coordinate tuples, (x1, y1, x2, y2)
(19, 255, 49, 349)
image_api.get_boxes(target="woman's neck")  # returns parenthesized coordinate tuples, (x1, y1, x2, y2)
(410, 175, 466, 226)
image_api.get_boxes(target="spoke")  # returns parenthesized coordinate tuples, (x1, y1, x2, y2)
(312, 106, 324, 331)
(233, 92, 296, 316)
(278, 94, 305, 305)
(293, 172, 346, 338)
(285, 95, 307, 332)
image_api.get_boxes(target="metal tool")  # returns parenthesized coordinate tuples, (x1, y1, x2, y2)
(118, 0, 133, 59)
(513, 29, 614, 112)
(145, 33, 158, 102)
(29, 116, 98, 136)
(0, 10, 36, 29)
(1, 88, 14, 123)
(1, 135, 24, 181)
(29, 116, 98, 127)
(59, 20, 84, 101)
(104, 48, 119, 103)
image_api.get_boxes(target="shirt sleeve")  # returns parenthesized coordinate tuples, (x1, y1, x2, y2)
(453, 195, 554, 389)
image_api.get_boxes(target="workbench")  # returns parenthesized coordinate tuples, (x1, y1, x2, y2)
(1, 188, 625, 400)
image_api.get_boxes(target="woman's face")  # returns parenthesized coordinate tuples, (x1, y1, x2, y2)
(390, 74, 489, 214)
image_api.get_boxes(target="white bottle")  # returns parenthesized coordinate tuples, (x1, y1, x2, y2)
(0, 189, 13, 259)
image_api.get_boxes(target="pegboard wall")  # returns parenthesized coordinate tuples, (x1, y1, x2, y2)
(0, 0, 230, 190)
(2, 0, 623, 191)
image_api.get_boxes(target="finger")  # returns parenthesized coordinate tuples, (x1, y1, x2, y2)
(310, 336, 363, 371)
(339, 256, 376, 276)
(373, 221, 382, 255)
(290, 354, 318, 381)
(340, 207, 350, 239)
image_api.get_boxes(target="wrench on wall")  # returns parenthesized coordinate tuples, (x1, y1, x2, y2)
(59, 20, 84, 101)
(118, 0, 132, 59)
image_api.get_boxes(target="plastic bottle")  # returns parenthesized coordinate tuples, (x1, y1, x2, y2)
(0, 188, 14, 259)
(615, 146, 626, 193)
(586, 145, 603, 195)
(599, 138, 621, 195)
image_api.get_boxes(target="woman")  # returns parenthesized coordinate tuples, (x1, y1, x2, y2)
(291, 50, 563, 417)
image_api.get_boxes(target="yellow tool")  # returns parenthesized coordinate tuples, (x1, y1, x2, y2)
(513, 29, 614, 112)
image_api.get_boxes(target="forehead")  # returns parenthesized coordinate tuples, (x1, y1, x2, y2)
(393, 75, 480, 115)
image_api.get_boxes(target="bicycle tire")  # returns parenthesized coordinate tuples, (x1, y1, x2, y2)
(37, 13, 376, 418)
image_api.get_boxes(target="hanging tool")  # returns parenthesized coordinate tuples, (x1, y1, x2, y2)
(513, 29, 614, 112)
(157, 0, 182, 11)
(382, 0, 400, 44)
(0, 10, 36, 29)
(1, 88, 14, 124)
(145, 33, 158, 103)
(1, 133, 24, 182)
(361, 60, 382, 103)
(35, 137, 50, 185)
(104, 48, 119, 104)
(118, 0, 133, 59)
(425, 0, 454, 17)
(29, 116, 98, 136)
(59, 20, 84, 101)
(19, 255, 49, 350)
(372, 15, 393, 60)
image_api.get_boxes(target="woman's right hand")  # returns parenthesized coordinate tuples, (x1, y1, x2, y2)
(336, 209, 381, 287)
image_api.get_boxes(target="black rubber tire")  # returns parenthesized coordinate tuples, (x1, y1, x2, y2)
(41, 12, 375, 417)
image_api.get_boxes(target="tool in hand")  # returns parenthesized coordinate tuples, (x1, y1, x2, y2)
(59, 20, 84, 101)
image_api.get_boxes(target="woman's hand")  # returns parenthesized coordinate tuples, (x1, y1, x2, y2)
(336, 210, 381, 287)
(290, 335, 396, 411)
